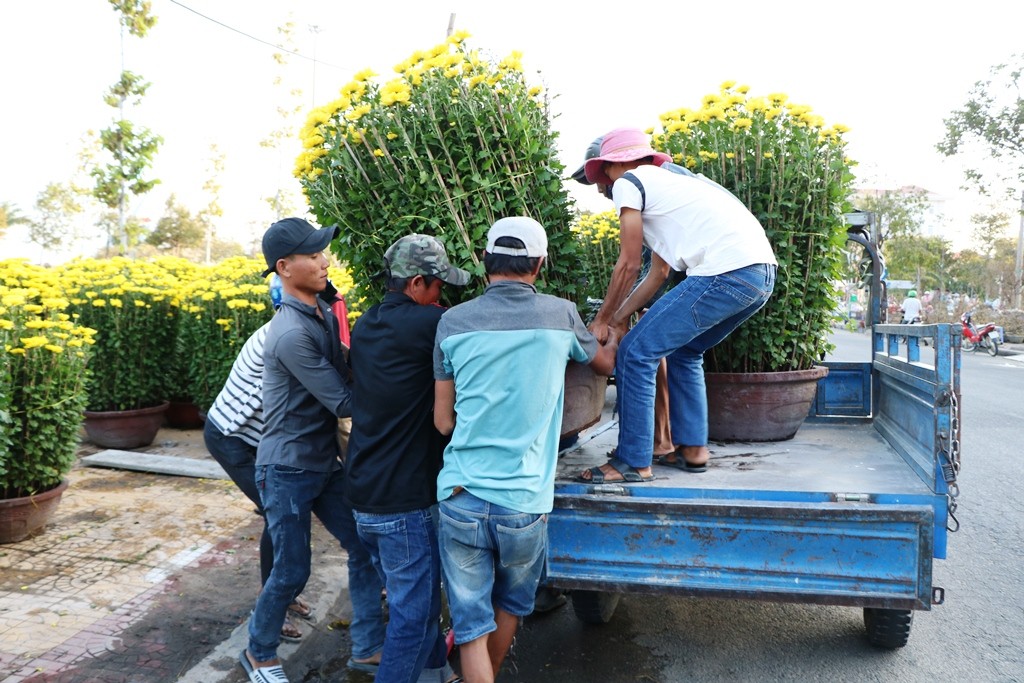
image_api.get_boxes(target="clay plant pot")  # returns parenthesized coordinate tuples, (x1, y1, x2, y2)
(0, 479, 70, 544)
(165, 400, 205, 429)
(705, 365, 829, 442)
(561, 361, 609, 438)
(83, 401, 170, 449)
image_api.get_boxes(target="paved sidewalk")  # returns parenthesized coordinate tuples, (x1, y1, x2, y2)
(0, 427, 361, 683)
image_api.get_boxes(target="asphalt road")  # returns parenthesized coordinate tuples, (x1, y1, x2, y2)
(496, 328, 1024, 683)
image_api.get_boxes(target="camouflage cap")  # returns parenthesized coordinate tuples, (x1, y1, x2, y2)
(384, 234, 471, 286)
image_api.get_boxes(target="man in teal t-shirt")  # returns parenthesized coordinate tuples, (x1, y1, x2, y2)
(432, 216, 617, 683)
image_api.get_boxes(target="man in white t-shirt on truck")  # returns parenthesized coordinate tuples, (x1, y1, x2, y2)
(578, 127, 778, 484)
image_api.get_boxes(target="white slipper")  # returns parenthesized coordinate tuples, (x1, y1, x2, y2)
(239, 649, 290, 683)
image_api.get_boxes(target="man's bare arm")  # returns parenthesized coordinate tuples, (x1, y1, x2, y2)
(433, 379, 456, 436)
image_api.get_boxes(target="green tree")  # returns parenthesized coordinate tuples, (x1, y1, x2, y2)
(199, 146, 225, 263)
(29, 183, 84, 251)
(92, 0, 161, 255)
(971, 210, 1011, 256)
(109, 0, 157, 36)
(989, 238, 1019, 304)
(853, 187, 930, 244)
(261, 21, 304, 221)
(937, 52, 1024, 307)
(885, 235, 954, 293)
(146, 195, 205, 255)
(94, 212, 147, 257)
(0, 202, 31, 240)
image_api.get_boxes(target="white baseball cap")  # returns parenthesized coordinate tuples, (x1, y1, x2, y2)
(485, 217, 548, 258)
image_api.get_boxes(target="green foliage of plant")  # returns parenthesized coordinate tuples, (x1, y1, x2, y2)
(852, 188, 929, 244)
(571, 210, 620, 310)
(108, 0, 157, 38)
(937, 52, 1024, 197)
(173, 257, 273, 411)
(91, 119, 163, 210)
(62, 257, 177, 411)
(884, 235, 955, 293)
(146, 194, 206, 255)
(655, 83, 856, 372)
(0, 202, 31, 240)
(295, 33, 579, 310)
(0, 268, 93, 498)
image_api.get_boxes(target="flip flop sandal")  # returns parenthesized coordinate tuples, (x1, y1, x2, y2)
(347, 658, 380, 674)
(279, 616, 303, 643)
(607, 447, 675, 460)
(287, 598, 314, 621)
(577, 457, 655, 483)
(239, 649, 290, 683)
(656, 454, 708, 473)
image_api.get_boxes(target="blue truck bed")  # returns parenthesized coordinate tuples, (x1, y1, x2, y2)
(545, 324, 960, 645)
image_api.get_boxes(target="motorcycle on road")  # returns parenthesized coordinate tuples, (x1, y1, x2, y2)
(960, 310, 1000, 356)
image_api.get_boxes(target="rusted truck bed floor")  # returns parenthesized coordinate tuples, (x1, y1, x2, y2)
(556, 419, 931, 496)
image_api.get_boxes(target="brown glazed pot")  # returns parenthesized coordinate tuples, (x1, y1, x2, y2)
(561, 361, 609, 438)
(165, 400, 205, 429)
(83, 401, 170, 449)
(0, 479, 70, 544)
(705, 365, 829, 442)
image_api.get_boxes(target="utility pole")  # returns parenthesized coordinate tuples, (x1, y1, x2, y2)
(1015, 188, 1024, 309)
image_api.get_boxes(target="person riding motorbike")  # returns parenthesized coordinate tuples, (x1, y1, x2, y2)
(900, 290, 923, 324)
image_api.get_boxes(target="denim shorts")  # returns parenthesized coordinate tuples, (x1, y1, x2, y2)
(438, 491, 547, 644)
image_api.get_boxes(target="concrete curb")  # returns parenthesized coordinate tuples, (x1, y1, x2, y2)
(177, 561, 348, 683)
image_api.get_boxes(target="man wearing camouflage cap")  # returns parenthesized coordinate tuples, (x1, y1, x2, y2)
(344, 234, 470, 682)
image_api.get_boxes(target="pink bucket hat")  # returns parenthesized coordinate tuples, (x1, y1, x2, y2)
(583, 128, 672, 186)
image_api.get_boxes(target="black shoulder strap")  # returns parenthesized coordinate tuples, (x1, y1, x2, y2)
(622, 171, 646, 211)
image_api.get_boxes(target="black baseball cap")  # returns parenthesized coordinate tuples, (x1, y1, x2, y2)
(570, 136, 605, 185)
(261, 217, 340, 277)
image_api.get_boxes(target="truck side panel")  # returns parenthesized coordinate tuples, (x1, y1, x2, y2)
(548, 495, 934, 610)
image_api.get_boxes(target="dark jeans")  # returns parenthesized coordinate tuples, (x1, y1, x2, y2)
(354, 507, 450, 683)
(203, 419, 272, 584)
(249, 464, 385, 662)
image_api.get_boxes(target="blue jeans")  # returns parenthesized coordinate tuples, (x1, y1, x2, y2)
(354, 507, 450, 683)
(203, 419, 273, 585)
(616, 263, 776, 468)
(248, 464, 385, 662)
(438, 492, 547, 645)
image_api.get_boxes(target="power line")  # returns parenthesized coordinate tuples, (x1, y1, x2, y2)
(167, 0, 344, 70)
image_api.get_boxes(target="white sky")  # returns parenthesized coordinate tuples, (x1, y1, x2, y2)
(2, 0, 1022, 262)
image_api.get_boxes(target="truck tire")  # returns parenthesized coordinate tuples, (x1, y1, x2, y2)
(863, 607, 913, 649)
(570, 590, 620, 624)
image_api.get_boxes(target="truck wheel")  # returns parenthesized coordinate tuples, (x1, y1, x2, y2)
(863, 607, 913, 649)
(987, 339, 1000, 356)
(570, 590, 620, 624)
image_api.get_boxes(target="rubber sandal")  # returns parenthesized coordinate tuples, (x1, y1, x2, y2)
(656, 454, 707, 473)
(577, 457, 654, 483)
(287, 597, 314, 621)
(347, 657, 380, 675)
(279, 615, 302, 643)
(607, 447, 674, 460)
(239, 649, 290, 683)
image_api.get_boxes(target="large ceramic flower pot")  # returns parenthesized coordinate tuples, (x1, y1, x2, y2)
(561, 361, 609, 439)
(83, 401, 170, 449)
(166, 400, 204, 429)
(0, 478, 69, 544)
(705, 365, 829, 442)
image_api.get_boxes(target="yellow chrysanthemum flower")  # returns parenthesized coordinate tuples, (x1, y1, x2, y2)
(20, 336, 49, 349)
